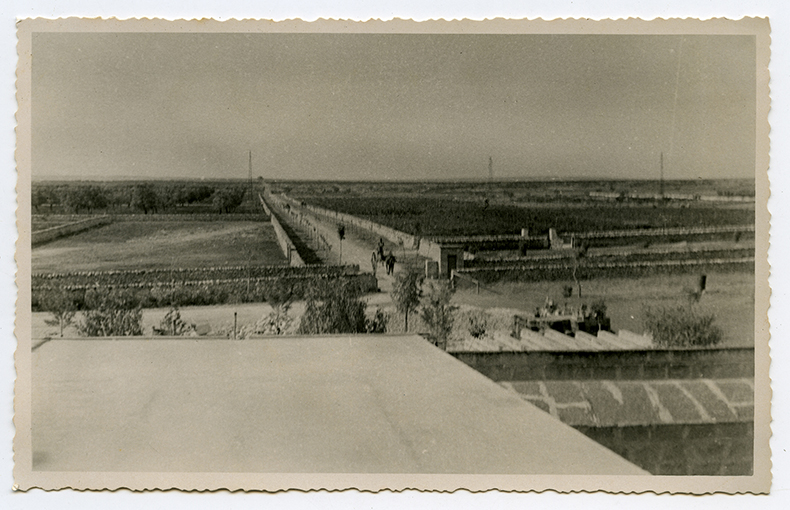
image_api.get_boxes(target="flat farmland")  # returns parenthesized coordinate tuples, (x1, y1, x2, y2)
(299, 196, 753, 237)
(32, 221, 288, 273)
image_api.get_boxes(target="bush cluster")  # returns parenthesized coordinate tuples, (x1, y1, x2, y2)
(643, 305, 723, 348)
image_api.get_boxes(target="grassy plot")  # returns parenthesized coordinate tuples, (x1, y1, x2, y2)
(32, 221, 288, 273)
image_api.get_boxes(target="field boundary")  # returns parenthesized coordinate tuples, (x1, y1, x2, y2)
(455, 257, 754, 283)
(34, 272, 376, 291)
(466, 245, 754, 268)
(260, 194, 305, 266)
(33, 263, 360, 285)
(278, 193, 420, 250)
(32, 215, 113, 246)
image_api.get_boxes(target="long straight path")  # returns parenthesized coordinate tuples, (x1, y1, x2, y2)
(273, 200, 429, 294)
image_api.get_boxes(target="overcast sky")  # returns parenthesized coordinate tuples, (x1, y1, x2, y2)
(32, 32, 756, 181)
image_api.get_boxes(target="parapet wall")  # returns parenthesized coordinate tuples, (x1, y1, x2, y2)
(259, 194, 304, 267)
(577, 422, 753, 475)
(32, 215, 113, 246)
(451, 347, 754, 381)
(279, 194, 420, 250)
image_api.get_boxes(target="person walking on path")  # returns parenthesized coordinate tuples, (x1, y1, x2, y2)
(385, 251, 397, 275)
(377, 238, 385, 262)
(371, 250, 378, 276)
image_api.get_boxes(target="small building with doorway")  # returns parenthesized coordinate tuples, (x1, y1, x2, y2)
(439, 243, 465, 279)
(418, 239, 466, 279)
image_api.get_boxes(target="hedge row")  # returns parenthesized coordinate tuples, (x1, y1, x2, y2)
(33, 264, 359, 289)
(32, 273, 378, 312)
(456, 257, 755, 284)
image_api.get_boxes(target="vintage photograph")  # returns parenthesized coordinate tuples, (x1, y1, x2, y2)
(14, 17, 770, 492)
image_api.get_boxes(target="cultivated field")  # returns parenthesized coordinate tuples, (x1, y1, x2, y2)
(283, 179, 754, 237)
(32, 220, 288, 273)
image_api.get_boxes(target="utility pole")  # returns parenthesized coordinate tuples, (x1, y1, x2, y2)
(488, 156, 493, 183)
(248, 150, 254, 197)
(660, 152, 665, 198)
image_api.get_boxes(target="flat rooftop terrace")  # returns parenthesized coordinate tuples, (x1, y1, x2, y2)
(31, 335, 645, 476)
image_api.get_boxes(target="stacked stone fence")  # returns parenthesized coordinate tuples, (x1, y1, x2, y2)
(32, 215, 113, 246)
(259, 194, 304, 267)
(570, 224, 754, 240)
(34, 272, 376, 293)
(33, 263, 360, 288)
(589, 191, 755, 203)
(419, 225, 752, 255)
(451, 346, 754, 382)
(33, 269, 377, 311)
(455, 257, 754, 283)
(466, 245, 754, 269)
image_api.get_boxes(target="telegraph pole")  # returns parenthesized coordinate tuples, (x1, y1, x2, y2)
(488, 156, 493, 182)
(248, 150, 254, 196)
(660, 152, 665, 198)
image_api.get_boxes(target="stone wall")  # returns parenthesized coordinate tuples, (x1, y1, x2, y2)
(32, 215, 113, 246)
(451, 347, 754, 381)
(576, 422, 753, 475)
(258, 194, 304, 267)
(279, 194, 420, 250)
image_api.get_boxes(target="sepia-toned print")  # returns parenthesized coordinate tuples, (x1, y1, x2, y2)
(14, 17, 770, 493)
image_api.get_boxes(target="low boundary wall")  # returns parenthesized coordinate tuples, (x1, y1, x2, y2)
(455, 257, 754, 283)
(279, 193, 420, 250)
(577, 422, 753, 476)
(32, 215, 112, 246)
(259, 194, 304, 267)
(450, 347, 754, 381)
(112, 213, 265, 222)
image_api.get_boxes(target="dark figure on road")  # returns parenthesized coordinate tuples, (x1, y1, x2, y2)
(371, 250, 378, 276)
(385, 252, 396, 275)
(377, 238, 385, 261)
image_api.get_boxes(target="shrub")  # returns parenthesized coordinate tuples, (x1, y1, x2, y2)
(419, 280, 456, 348)
(366, 308, 389, 334)
(39, 287, 77, 337)
(77, 288, 143, 336)
(297, 281, 368, 335)
(643, 305, 722, 348)
(155, 306, 193, 336)
(251, 304, 295, 335)
(466, 309, 489, 339)
(390, 269, 423, 332)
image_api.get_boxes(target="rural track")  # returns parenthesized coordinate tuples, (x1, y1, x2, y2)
(273, 203, 428, 295)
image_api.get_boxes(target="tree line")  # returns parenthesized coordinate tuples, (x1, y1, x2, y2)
(32, 182, 252, 215)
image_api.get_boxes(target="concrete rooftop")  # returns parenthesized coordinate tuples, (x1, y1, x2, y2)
(31, 335, 645, 475)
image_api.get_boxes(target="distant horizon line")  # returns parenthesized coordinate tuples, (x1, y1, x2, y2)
(32, 175, 754, 184)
